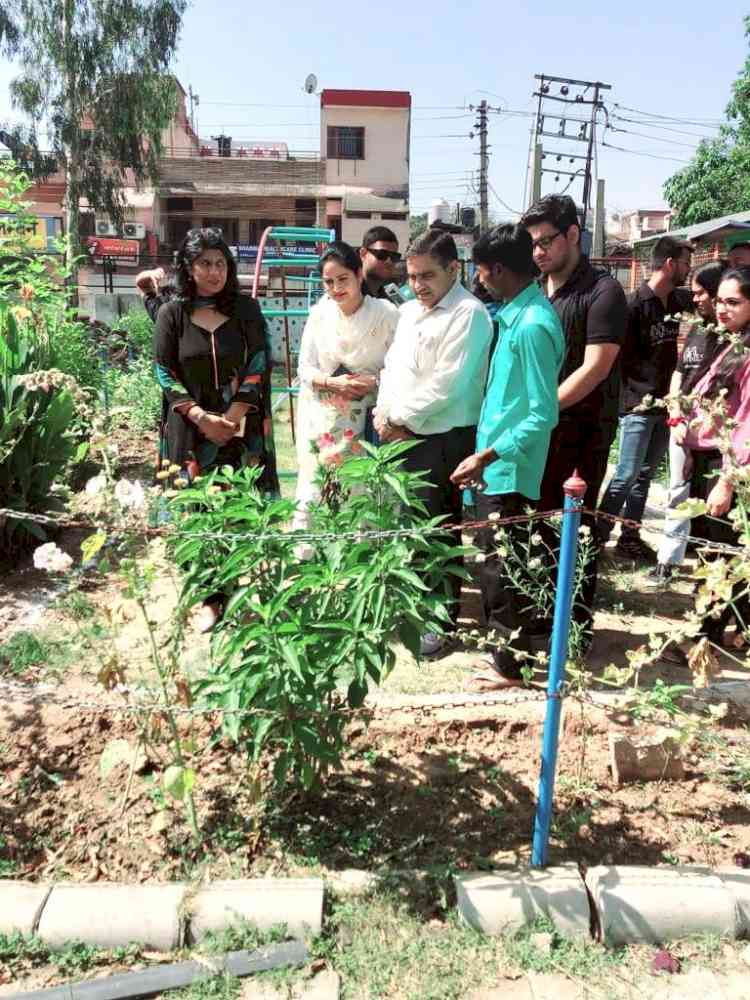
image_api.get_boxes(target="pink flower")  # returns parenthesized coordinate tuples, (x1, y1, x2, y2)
(320, 448, 342, 467)
(317, 432, 335, 448)
(350, 441, 363, 455)
(343, 429, 354, 441)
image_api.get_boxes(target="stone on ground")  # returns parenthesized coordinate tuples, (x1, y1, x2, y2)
(189, 878, 324, 942)
(455, 866, 590, 938)
(608, 730, 684, 785)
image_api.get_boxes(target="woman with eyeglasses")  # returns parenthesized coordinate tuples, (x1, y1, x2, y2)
(154, 228, 279, 624)
(293, 240, 399, 539)
(664, 266, 750, 662)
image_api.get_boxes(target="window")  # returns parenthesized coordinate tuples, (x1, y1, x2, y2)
(167, 197, 194, 212)
(347, 211, 371, 220)
(327, 126, 365, 160)
(381, 212, 407, 221)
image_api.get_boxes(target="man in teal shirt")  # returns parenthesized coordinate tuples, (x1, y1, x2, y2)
(452, 224, 564, 687)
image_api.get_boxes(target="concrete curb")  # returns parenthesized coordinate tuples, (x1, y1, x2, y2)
(455, 865, 591, 939)
(456, 865, 750, 944)
(0, 878, 324, 950)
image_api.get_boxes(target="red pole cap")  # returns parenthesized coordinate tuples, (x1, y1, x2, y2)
(563, 469, 587, 499)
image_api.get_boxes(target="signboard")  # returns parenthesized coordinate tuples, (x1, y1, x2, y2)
(86, 236, 140, 266)
(453, 233, 474, 262)
(0, 214, 60, 250)
(230, 243, 315, 261)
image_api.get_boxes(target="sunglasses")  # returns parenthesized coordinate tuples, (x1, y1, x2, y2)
(366, 248, 401, 263)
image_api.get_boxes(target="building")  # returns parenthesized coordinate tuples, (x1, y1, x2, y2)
(607, 208, 672, 245)
(320, 88, 410, 248)
(20, 81, 412, 312)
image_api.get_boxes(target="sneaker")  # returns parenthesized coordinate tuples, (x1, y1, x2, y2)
(420, 632, 452, 659)
(614, 533, 657, 564)
(644, 563, 674, 589)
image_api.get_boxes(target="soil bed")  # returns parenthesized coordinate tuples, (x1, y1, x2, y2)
(2, 690, 750, 885)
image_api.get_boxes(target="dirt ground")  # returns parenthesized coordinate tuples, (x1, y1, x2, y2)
(2, 457, 750, 885)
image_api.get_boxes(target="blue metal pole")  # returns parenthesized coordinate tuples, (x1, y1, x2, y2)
(531, 470, 587, 868)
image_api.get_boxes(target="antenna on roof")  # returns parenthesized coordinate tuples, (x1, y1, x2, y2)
(303, 73, 318, 95)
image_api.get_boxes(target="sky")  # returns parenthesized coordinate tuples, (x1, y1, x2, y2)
(0, 0, 747, 221)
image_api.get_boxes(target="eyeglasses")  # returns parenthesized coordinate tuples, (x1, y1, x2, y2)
(531, 231, 565, 252)
(366, 248, 401, 263)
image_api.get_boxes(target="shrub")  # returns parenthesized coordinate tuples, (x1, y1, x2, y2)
(170, 442, 465, 790)
(0, 308, 79, 553)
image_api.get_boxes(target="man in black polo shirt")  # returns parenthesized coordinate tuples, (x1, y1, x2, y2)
(521, 194, 627, 641)
(598, 236, 693, 560)
(359, 225, 401, 298)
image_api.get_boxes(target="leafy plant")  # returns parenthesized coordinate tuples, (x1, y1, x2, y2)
(171, 441, 464, 791)
(0, 307, 80, 552)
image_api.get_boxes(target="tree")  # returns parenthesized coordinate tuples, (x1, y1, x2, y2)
(663, 15, 750, 226)
(2, 0, 187, 273)
(409, 212, 428, 241)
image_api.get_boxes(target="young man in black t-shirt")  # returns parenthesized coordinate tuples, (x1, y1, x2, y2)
(598, 236, 693, 561)
(521, 194, 627, 641)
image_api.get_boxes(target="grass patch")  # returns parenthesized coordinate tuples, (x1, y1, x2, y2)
(0, 931, 143, 981)
(0, 629, 78, 679)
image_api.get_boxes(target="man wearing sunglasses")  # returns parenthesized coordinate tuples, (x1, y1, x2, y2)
(521, 194, 627, 648)
(359, 225, 401, 299)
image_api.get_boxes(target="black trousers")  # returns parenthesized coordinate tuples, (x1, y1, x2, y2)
(476, 492, 538, 680)
(400, 425, 476, 631)
(689, 449, 749, 642)
(538, 415, 617, 638)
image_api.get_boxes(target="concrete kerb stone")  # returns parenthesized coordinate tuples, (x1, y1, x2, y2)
(455, 865, 591, 939)
(716, 867, 750, 937)
(587, 866, 737, 945)
(37, 883, 186, 950)
(187, 879, 324, 943)
(0, 881, 52, 936)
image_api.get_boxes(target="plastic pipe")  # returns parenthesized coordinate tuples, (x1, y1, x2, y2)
(531, 470, 587, 868)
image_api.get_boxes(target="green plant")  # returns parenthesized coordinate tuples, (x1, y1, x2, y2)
(52, 940, 100, 975)
(114, 307, 155, 358)
(0, 629, 76, 677)
(0, 307, 80, 553)
(104, 353, 161, 433)
(172, 442, 464, 792)
(0, 931, 50, 971)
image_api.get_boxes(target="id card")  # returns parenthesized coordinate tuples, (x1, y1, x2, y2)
(233, 416, 246, 438)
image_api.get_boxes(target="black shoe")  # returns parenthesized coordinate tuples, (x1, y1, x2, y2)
(644, 563, 674, 589)
(615, 533, 657, 564)
(419, 632, 456, 659)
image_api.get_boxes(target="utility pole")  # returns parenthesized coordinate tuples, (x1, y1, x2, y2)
(593, 178, 606, 257)
(531, 74, 611, 231)
(469, 100, 501, 234)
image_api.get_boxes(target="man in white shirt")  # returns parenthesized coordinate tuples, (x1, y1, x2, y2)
(374, 229, 493, 657)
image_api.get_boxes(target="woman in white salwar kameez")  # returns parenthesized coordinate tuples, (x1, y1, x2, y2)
(293, 242, 399, 533)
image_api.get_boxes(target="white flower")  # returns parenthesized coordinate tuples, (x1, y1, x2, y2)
(531, 533, 542, 546)
(475, 552, 487, 564)
(488, 512, 501, 522)
(33, 542, 73, 573)
(114, 479, 146, 509)
(579, 525, 591, 538)
(528, 557, 542, 570)
(85, 474, 107, 495)
(497, 546, 508, 558)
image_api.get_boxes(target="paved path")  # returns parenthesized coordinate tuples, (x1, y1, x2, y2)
(469, 967, 750, 1000)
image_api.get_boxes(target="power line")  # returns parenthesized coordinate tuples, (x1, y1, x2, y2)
(611, 102, 724, 128)
(605, 125, 699, 150)
(599, 139, 691, 164)
(488, 182, 522, 217)
(610, 112, 720, 141)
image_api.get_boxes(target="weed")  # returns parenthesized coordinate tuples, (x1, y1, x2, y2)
(171, 973, 242, 1000)
(196, 918, 288, 956)
(0, 629, 76, 679)
(53, 940, 100, 975)
(0, 931, 49, 971)
(504, 916, 626, 978)
(54, 589, 95, 621)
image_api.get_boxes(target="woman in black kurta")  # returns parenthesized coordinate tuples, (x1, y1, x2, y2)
(153, 228, 278, 496)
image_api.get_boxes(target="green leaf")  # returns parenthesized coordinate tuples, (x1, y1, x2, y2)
(163, 765, 196, 801)
(674, 498, 708, 518)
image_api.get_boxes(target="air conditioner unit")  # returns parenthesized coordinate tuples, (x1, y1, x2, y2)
(95, 219, 118, 237)
(122, 221, 146, 240)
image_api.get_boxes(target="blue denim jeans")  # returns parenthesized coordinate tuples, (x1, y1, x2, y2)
(598, 413, 670, 540)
